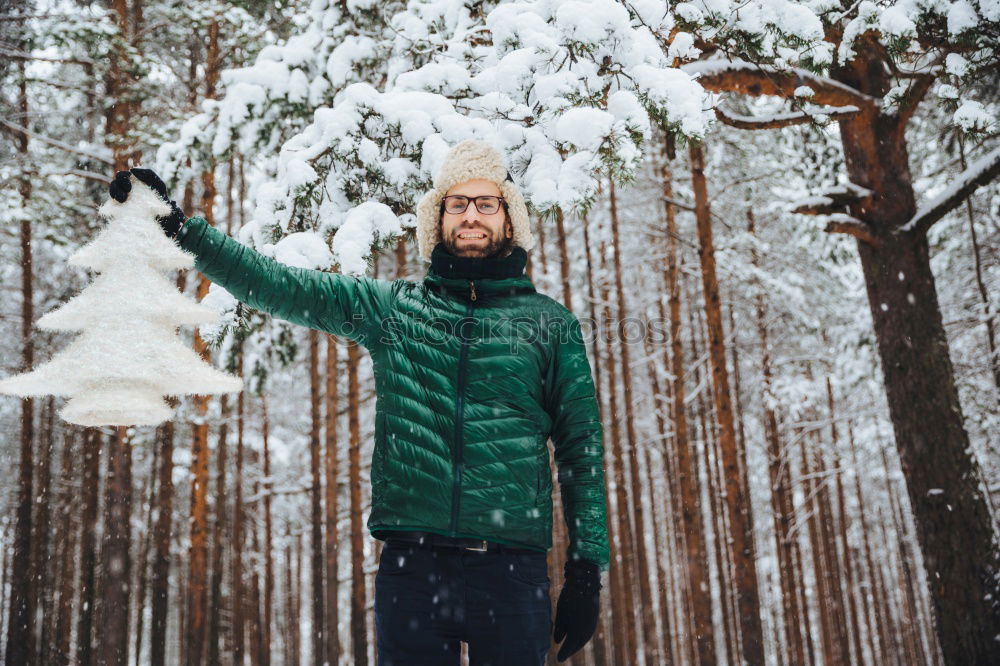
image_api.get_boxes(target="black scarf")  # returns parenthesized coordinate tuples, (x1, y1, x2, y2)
(429, 242, 527, 280)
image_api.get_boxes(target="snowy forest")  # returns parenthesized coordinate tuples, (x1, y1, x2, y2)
(1, 0, 998, 664)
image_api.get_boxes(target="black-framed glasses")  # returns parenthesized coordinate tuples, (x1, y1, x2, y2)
(441, 195, 506, 215)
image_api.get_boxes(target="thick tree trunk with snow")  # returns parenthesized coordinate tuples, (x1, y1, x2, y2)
(846, 142, 1000, 660)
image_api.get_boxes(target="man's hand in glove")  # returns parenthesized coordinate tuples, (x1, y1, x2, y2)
(108, 167, 188, 239)
(553, 558, 602, 662)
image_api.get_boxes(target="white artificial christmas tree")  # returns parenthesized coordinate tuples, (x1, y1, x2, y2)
(0, 177, 242, 426)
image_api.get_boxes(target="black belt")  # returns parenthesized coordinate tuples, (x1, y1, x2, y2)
(381, 530, 541, 554)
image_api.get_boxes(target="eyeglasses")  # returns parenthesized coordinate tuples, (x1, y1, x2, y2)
(441, 195, 506, 215)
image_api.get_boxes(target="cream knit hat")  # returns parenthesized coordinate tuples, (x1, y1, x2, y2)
(415, 139, 534, 261)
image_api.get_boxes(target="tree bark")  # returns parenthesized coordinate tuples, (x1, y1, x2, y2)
(580, 213, 612, 666)
(98, 427, 133, 666)
(52, 428, 80, 666)
(598, 236, 638, 664)
(748, 209, 805, 666)
(607, 177, 658, 665)
(347, 340, 369, 666)
(6, 56, 36, 666)
(209, 393, 231, 665)
(308, 328, 326, 666)
(324, 337, 342, 664)
(689, 140, 764, 663)
(262, 395, 275, 666)
(150, 419, 175, 666)
(75, 429, 102, 666)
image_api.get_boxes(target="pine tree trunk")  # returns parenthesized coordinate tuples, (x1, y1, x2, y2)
(848, 422, 887, 665)
(812, 437, 849, 663)
(76, 428, 103, 666)
(661, 157, 714, 665)
(133, 443, 158, 666)
(688, 295, 737, 663)
(150, 419, 175, 666)
(347, 340, 369, 666)
(882, 450, 936, 665)
(688, 140, 764, 664)
(98, 427, 133, 666)
(32, 398, 54, 662)
(232, 165, 248, 666)
(262, 395, 275, 666)
(324, 337, 342, 664)
(53, 428, 80, 666)
(835, 52, 1000, 659)
(607, 177, 658, 665)
(209, 394, 231, 665)
(580, 213, 611, 666)
(598, 238, 638, 664)
(550, 206, 574, 665)
(827, 379, 866, 665)
(799, 434, 835, 664)
(748, 207, 805, 666)
(306, 329, 326, 666)
(6, 56, 36, 666)
(641, 319, 678, 665)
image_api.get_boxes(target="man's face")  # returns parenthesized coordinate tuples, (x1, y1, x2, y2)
(440, 179, 514, 259)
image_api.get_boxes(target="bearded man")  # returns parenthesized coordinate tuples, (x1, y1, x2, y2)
(110, 139, 609, 665)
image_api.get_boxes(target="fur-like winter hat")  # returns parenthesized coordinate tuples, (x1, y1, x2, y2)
(415, 139, 534, 261)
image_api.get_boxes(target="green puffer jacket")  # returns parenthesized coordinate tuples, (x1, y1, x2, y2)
(177, 216, 610, 570)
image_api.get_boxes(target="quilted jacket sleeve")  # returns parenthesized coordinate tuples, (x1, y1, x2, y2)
(176, 216, 393, 348)
(545, 311, 610, 572)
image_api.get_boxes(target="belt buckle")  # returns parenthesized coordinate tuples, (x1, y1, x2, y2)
(465, 539, 489, 552)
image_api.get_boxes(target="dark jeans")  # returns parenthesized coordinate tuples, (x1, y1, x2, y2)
(374, 540, 552, 666)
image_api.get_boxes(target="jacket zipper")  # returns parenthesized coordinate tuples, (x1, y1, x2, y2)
(449, 281, 476, 534)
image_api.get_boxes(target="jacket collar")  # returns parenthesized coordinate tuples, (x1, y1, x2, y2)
(424, 242, 536, 301)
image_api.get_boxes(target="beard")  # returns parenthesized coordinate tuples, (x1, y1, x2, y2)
(443, 220, 514, 259)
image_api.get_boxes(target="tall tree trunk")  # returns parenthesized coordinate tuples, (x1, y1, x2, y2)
(262, 395, 275, 666)
(598, 237, 638, 664)
(187, 17, 221, 664)
(133, 443, 158, 666)
(324, 337, 341, 664)
(826, 378, 866, 665)
(607, 177, 658, 665)
(347, 341, 369, 666)
(209, 394, 231, 665)
(98, 427, 133, 666)
(32, 397, 54, 662)
(799, 433, 835, 665)
(748, 209, 805, 666)
(309, 329, 326, 666)
(849, 422, 887, 665)
(580, 213, 611, 666)
(53, 428, 80, 666)
(6, 56, 36, 666)
(76, 428, 103, 666)
(232, 163, 248, 666)
(661, 155, 714, 666)
(689, 140, 763, 663)
(688, 294, 737, 663)
(835, 52, 1000, 660)
(150, 419, 175, 666)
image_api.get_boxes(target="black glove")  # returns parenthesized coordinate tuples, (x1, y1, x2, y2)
(553, 558, 602, 662)
(108, 168, 188, 239)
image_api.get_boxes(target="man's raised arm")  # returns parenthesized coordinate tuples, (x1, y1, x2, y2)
(177, 216, 394, 347)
